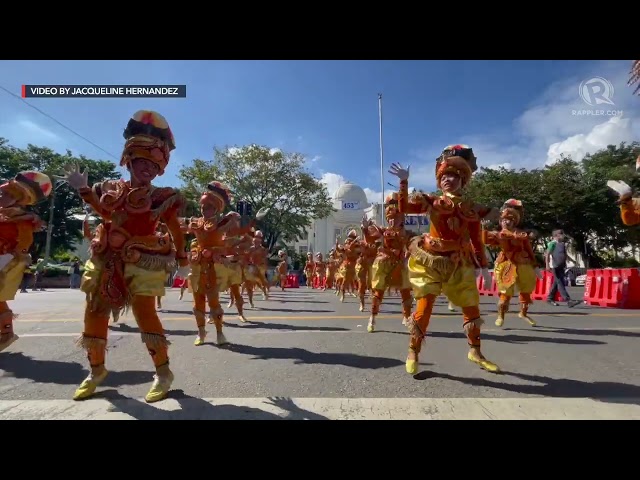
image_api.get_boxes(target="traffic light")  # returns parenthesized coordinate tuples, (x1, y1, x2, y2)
(245, 203, 252, 216)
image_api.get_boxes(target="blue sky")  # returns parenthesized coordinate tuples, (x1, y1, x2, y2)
(1, 60, 638, 202)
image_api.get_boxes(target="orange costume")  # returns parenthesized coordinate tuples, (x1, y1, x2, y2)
(276, 250, 288, 290)
(620, 196, 640, 226)
(335, 230, 361, 301)
(607, 163, 640, 226)
(355, 235, 377, 312)
(0, 171, 51, 352)
(241, 230, 270, 306)
(325, 248, 339, 290)
(389, 144, 500, 375)
(186, 183, 254, 346)
(362, 197, 412, 330)
(482, 199, 541, 327)
(304, 252, 315, 287)
(66, 110, 188, 402)
(313, 252, 327, 290)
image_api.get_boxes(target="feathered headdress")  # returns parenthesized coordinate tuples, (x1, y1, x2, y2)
(200, 181, 232, 211)
(120, 110, 175, 176)
(435, 144, 478, 188)
(500, 198, 524, 225)
(0, 171, 52, 206)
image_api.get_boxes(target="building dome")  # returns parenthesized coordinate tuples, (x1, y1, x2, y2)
(331, 182, 370, 225)
(333, 182, 369, 207)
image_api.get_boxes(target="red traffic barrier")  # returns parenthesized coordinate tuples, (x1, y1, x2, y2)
(478, 270, 562, 301)
(583, 268, 640, 309)
(284, 274, 299, 288)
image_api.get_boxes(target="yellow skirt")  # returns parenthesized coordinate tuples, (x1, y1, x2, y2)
(0, 255, 29, 302)
(370, 257, 410, 291)
(82, 258, 167, 298)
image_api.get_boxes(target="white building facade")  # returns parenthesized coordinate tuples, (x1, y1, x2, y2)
(287, 182, 429, 256)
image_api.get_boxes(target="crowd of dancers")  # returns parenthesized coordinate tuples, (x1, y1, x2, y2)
(1, 109, 638, 404)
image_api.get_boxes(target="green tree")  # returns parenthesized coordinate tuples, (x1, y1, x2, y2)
(467, 142, 640, 267)
(178, 144, 335, 253)
(0, 138, 121, 260)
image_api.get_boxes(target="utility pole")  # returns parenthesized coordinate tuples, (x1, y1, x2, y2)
(43, 180, 57, 264)
(378, 93, 385, 226)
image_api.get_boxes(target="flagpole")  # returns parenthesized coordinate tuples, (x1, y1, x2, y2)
(378, 93, 385, 226)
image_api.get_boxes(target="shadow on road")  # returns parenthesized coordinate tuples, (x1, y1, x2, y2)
(528, 326, 640, 339)
(225, 321, 350, 332)
(110, 321, 350, 337)
(0, 352, 152, 387)
(99, 389, 329, 420)
(427, 331, 606, 346)
(249, 307, 333, 313)
(224, 344, 404, 369)
(417, 370, 640, 406)
(375, 329, 606, 346)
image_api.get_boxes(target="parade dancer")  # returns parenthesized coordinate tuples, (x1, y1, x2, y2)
(241, 230, 270, 306)
(361, 195, 412, 332)
(276, 250, 288, 291)
(61, 110, 189, 402)
(608, 176, 640, 226)
(355, 237, 377, 312)
(335, 231, 361, 302)
(304, 252, 315, 288)
(185, 186, 256, 346)
(0, 171, 51, 352)
(482, 199, 543, 327)
(221, 213, 252, 322)
(325, 249, 339, 291)
(313, 252, 327, 291)
(389, 144, 499, 375)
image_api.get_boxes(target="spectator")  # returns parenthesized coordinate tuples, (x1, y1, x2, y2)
(544, 229, 580, 307)
(70, 259, 81, 288)
(32, 258, 46, 291)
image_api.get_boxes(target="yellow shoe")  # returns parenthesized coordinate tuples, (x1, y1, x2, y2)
(194, 336, 205, 346)
(145, 370, 174, 403)
(406, 359, 418, 375)
(367, 323, 375, 333)
(518, 313, 536, 327)
(467, 351, 500, 373)
(73, 368, 108, 400)
(495, 316, 504, 327)
(406, 349, 419, 374)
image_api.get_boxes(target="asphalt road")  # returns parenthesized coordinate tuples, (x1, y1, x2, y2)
(1, 285, 639, 419)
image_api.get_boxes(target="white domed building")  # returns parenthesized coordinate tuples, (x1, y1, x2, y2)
(287, 181, 378, 256)
(287, 180, 430, 257)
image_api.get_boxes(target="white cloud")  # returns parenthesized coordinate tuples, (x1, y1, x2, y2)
(408, 61, 640, 176)
(546, 115, 636, 165)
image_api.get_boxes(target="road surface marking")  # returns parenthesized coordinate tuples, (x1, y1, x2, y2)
(13, 325, 640, 338)
(15, 312, 640, 323)
(0, 397, 638, 420)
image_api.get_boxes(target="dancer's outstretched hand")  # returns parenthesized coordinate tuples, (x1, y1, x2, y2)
(55, 163, 89, 190)
(607, 180, 632, 199)
(388, 163, 410, 181)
